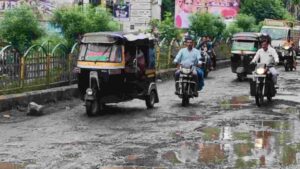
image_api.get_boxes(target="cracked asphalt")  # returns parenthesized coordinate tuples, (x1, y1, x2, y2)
(0, 65, 300, 169)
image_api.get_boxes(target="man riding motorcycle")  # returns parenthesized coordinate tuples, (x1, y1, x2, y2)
(174, 36, 204, 96)
(283, 37, 297, 70)
(250, 40, 279, 85)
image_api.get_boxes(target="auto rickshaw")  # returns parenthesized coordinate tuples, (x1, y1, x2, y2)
(75, 32, 159, 116)
(231, 32, 261, 81)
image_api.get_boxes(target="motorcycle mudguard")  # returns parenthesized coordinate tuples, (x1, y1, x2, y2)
(85, 94, 96, 101)
(236, 67, 245, 74)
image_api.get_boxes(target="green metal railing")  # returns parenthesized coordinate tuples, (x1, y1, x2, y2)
(0, 42, 78, 95)
(0, 39, 183, 95)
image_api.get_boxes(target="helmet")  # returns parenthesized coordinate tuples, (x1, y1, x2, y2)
(261, 33, 271, 44)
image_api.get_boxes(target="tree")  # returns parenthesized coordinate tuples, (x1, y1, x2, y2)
(189, 13, 226, 38)
(161, 0, 175, 20)
(51, 5, 119, 48)
(158, 12, 182, 42)
(0, 5, 43, 54)
(223, 14, 262, 38)
(240, 0, 289, 23)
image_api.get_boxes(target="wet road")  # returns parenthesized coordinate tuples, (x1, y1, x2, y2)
(0, 66, 300, 169)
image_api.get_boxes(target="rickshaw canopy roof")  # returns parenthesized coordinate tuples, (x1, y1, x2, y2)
(232, 32, 261, 41)
(81, 32, 156, 44)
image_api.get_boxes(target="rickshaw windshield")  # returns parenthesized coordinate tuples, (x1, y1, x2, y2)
(232, 41, 257, 51)
(78, 43, 122, 62)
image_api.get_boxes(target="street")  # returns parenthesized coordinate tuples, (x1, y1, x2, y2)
(0, 66, 300, 169)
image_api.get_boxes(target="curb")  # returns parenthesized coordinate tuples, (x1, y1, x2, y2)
(0, 85, 79, 112)
(0, 60, 230, 112)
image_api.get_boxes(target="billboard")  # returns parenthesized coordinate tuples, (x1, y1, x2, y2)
(175, 0, 240, 28)
(0, 0, 76, 20)
(113, 3, 130, 21)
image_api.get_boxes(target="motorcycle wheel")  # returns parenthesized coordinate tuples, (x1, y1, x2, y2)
(86, 100, 99, 117)
(182, 96, 190, 107)
(255, 86, 264, 107)
(285, 64, 289, 71)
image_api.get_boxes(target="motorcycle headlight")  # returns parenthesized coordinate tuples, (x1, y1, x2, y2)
(283, 45, 290, 50)
(181, 68, 191, 74)
(256, 68, 265, 75)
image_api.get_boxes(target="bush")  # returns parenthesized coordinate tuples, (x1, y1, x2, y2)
(51, 5, 120, 49)
(0, 5, 43, 54)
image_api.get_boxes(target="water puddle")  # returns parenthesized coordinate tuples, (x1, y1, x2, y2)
(220, 95, 251, 110)
(0, 162, 25, 169)
(164, 119, 300, 167)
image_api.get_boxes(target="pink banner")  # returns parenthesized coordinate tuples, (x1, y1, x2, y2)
(175, 0, 240, 28)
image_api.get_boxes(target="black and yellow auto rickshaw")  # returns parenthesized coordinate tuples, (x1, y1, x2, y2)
(75, 32, 159, 116)
(231, 32, 261, 81)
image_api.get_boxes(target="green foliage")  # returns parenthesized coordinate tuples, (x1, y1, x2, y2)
(51, 5, 120, 49)
(0, 5, 43, 54)
(240, 0, 288, 23)
(161, 0, 175, 20)
(223, 14, 261, 37)
(158, 12, 182, 42)
(189, 13, 226, 38)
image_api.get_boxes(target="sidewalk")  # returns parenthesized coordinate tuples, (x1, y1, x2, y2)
(0, 60, 230, 112)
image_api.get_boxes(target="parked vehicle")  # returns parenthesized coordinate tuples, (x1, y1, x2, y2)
(175, 63, 197, 106)
(231, 32, 261, 81)
(75, 32, 159, 116)
(261, 19, 300, 61)
(250, 63, 276, 107)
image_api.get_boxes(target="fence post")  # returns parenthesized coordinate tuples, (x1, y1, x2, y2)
(46, 53, 50, 88)
(167, 38, 175, 69)
(20, 56, 25, 89)
(68, 53, 72, 85)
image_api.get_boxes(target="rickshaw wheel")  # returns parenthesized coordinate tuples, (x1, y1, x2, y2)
(86, 100, 99, 116)
(146, 90, 156, 109)
(237, 73, 245, 82)
(267, 96, 272, 102)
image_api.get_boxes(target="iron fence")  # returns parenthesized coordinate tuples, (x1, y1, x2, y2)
(0, 42, 78, 95)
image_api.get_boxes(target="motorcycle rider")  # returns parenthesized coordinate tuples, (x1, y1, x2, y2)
(251, 40, 279, 85)
(283, 37, 297, 70)
(174, 36, 204, 96)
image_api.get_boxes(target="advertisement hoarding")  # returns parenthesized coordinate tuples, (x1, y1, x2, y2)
(175, 0, 240, 29)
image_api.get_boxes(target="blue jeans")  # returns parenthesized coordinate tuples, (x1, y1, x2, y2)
(196, 68, 204, 91)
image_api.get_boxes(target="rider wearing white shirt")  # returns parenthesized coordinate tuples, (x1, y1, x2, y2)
(251, 40, 279, 84)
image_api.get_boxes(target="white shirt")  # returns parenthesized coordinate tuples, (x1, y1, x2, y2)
(252, 47, 279, 65)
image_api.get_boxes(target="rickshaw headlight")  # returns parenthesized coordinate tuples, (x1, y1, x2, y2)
(256, 68, 265, 75)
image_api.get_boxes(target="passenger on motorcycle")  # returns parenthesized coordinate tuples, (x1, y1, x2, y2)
(251, 40, 279, 85)
(174, 36, 204, 95)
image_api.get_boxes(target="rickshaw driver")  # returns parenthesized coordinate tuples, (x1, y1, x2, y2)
(174, 36, 204, 96)
(251, 40, 279, 85)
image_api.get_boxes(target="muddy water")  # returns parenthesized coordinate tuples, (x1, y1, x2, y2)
(0, 162, 25, 169)
(163, 118, 300, 168)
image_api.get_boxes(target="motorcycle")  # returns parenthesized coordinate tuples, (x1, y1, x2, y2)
(175, 64, 198, 106)
(200, 49, 211, 78)
(281, 45, 295, 71)
(250, 63, 276, 107)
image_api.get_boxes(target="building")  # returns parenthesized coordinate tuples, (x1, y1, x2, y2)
(105, 0, 161, 32)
